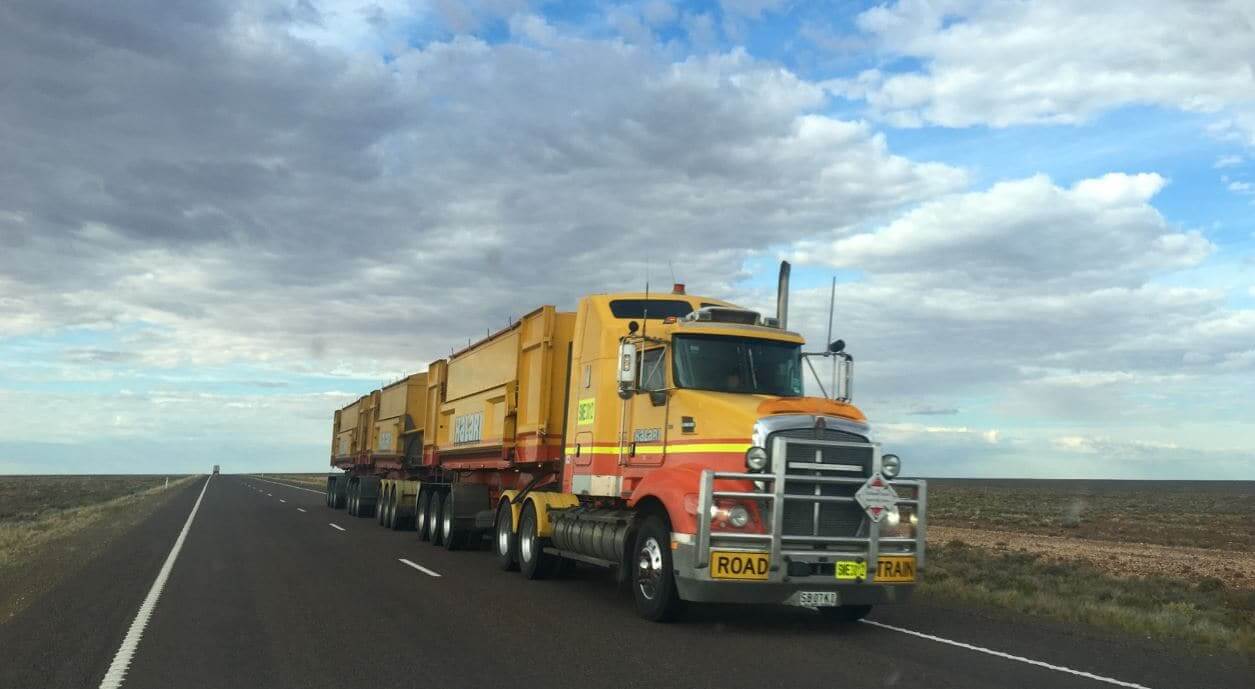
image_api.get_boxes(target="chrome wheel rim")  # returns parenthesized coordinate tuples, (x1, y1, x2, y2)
(496, 510, 511, 556)
(520, 519, 534, 562)
(636, 537, 664, 601)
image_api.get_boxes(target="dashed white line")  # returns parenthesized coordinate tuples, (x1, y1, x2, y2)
(250, 475, 325, 495)
(398, 558, 441, 578)
(860, 620, 1154, 689)
(98, 475, 212, 689)
(266, 493, 273, 497)
(296, 508, 306, 513)
(329, 523, 346, 531)
(279, 499, 286, 503)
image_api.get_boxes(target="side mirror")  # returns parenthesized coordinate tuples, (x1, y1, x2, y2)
(618, 341, 637, 399)
(829, 339, 845, 353)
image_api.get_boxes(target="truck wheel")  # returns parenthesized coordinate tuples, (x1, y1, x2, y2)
(818, 605, 872, 622)
(384, 488, 396, 528)
(378, 486, 389, 526)
(494, 503, 518, 571)
(441, 491, 463, 550)
(416, 491, 432, 541)
(518, 502, 558, 580)
(389, 490, 406, 530)
(429, 492, 445, 546)
(632, 513, 683, 622)
(347, 483, 358, 517)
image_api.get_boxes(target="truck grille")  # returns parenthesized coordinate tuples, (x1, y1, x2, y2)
(772, 429, 871, 541)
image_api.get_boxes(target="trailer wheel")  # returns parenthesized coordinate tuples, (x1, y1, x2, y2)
(493, 503, 518, 571)
(818, 605, 872, 622)
(429, 492, 445, 546)
(377, 486, 389, 526)
(416, 491, 432, 541)
(518, 502, 558, 580)
(632, 513, 683, 622)
(347, 482, 358, 517)
(387, 487, 398, 527)
(441, 491, 464, 550)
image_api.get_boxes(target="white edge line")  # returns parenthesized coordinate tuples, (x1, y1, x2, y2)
(296, 508, 306, 513)
(398, 558, 441, 578)
(329, 523, 346, 531)
(98, 475, 212, 689)
(860, 620, 1155, 689)
(250, 476, 324, 495)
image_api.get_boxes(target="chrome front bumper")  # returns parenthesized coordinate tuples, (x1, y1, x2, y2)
(676, 432, 927, 603)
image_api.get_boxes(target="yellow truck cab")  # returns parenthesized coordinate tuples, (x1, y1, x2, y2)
(546, 279, 925, 620)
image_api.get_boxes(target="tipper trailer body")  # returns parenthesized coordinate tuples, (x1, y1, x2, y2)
(327, 265, 926, 621)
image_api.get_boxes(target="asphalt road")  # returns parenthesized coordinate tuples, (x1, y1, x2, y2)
(2, 475, 1250, 689)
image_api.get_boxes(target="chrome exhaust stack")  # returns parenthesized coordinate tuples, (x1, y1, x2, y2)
(776, 260, 790, 330)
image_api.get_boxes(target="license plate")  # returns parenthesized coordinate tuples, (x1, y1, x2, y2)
(797, 591, 839, 607)
(709, 550, 770, 580)
(835, 560, 867, 580)
(874, 556, 916, 583)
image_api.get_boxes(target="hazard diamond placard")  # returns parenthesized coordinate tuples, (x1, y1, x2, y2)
(855, 473, 899, 522)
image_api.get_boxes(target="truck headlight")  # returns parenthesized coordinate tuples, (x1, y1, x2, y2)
(710, 503, 752, 528)
(881, 453, 901, 478)
(745, 446, 769, 471)
(885, 506, 901, 527)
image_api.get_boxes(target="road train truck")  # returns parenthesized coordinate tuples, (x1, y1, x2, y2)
(327, 262, 926, 621)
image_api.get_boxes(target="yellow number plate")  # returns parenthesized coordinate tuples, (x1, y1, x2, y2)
(709, 550, 770, 580)
(874, 556, 916, 583)
(835, 560, 867, 580)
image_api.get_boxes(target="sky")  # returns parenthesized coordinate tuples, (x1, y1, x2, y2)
(0, 0, 1252, 478)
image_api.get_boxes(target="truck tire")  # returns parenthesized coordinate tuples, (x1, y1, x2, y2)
(818, 605, 872, 622)
(377, 486, 389, 526)
(441, 491, 463, 550)
(416, 491, 432, 541)
(632, 513, 683, 622)
(388, 489, 398, 527)
(347, 483, 358, 517)
(494, 503, 518, 571)
(429, 492, 445, 546)
(518, 502, 558, 580)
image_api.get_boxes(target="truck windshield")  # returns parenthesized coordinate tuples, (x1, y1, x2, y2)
(672, 334, 802, 396)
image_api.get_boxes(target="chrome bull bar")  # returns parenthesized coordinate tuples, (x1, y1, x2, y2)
(694, 436, 928, 581)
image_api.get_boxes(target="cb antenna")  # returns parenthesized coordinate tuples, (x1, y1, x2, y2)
(642, 260, 650, 343)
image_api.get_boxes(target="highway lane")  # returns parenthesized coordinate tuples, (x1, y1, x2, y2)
(1, 475, 1250, 689)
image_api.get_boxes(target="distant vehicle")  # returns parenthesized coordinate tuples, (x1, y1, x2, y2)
(212, 465, 220, 475)
(327, 261, 924, 622)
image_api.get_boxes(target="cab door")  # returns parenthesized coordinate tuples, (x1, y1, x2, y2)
(624, 346, 668, 466)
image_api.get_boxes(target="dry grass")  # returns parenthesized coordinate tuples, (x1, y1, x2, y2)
(920, 539, 1255, 655)
(254, 473, 326, 489)
(927, 479, 1253, 551)
(922, 479, 1255, 654)
(0, 475, 197, 568)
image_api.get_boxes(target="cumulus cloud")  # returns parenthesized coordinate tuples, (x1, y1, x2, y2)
(1, 1, 1252, 477)
(0, 1, 965, 376)
(799, 173, 1211, 290)
(835, 0, 1255, 142)
(785, 171, 1252, 433)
